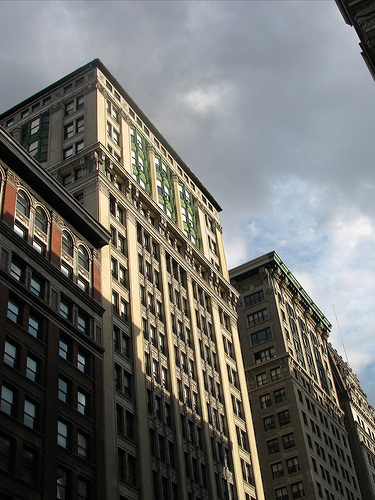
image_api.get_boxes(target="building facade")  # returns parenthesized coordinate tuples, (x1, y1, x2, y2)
(0, 127, 109, 499)
(230, 252, 362, 500)
(0, 59, 264, 500)
(336, 0, 375, 81)
(329, 345, 375, 499)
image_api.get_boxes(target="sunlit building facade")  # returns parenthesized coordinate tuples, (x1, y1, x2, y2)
(230, 252, 362, 500)
(0, 59, 264, 500)
(329, 345, 375, 500)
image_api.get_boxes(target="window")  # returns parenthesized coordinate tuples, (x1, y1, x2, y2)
(24, 399, 37, 429)
(77, 312, 88, 334)
(274, 388, 287, 404)
(263, 415, 276, 431)
(1, 385, 14, 415)
(278, 410, 291, 426)
(26, 355, 39, 382)
(14, 221, 27, 239)
(78, 478, 90, 500)
(7, 299, 20, 323)
(78, 246, 89, 269)
(0, 434, 13, 472)
(260, 393, 272, 409)
(256, 372, 267, 387)
(248, 309, 269, 327)
(77, 96, 84, 109)
(21, 446, 37, 484)
(244, 290, 265, 307)
(282, 433, 295, 450)
(28, 314, 41, 338)
(76, 118, 84, 134)
(60, 298, 71, 320)
(77, 352, 87, 373)
(33, 238, 46, 256)
(4, 341, 17, 368)
(254, 346, 276, 364)
(271, 366, 282, 381)
(275, 487, 288, 500)
(77, 391, 87, 415)
(291, 482, 304, 499)
(10, 258, 24, 282)
(58, 377, 69, 403)
(271, 462, 284, 479)
(251, 327, 272, 345)
(64, 123, 74, 139)
(62, 231, 73, 256)
(16, 191, 29, 216)
(58, 421, 68, 448)
(267, 438, 280, 455)
(286, 457, 300, 474)
(57, 468, 67, 499)
(59, 339, 69, 360)
(63, 146, 74, 159)
(77, 432, 88, 458)
(33, 204, 47, 237)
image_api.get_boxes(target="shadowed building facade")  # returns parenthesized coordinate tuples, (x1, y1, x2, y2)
(0, 127, 109, 499)
(230, 252, 362, 500)
(0, 60, 264, 500)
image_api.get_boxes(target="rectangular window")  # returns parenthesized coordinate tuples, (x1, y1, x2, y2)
(263, 415, 276, 431)
(282, 433, 295, 450)
(24, 399, 37, 429)
(77, 432, 88, 458)
(270, 366, 282, 381)
(77, 391, 87, 415)
(10, 259, 24, 282)
(278, 409, 291, 426)
(267, 438, 280, 455)
(248, 309, 269, 327)
(78, 478, 90, 500)
(1, 385, 14, 415)
(260, 393, 272, 409)
(7, 299, 20, 323)
(275, 487, 288, 500)
(251, 327, 272, 346)
(291, 481, 305, 499)
(274, 388, 287, 404)
(286, 457, 300, 474)
(244, 290, 265, 308)
(0, 434, 13, 472)
(4, 341, 17, 368)
(59, 339, 69, 360)
(58, 421, 68, 448)
(28, 314, 40, 338)
(60, 299, 71, 320)
(57, 468, 67, 499)
(30, 275, 43, 296)
(77, 352, 87, 373)
(21, 446, 37, 485)
(64, 123, 74, 139)
(58, 377, 69, 403)
(26, 356, 38, 383)
(271, 462, 284, 479)
(256, 372, 267, 387)
(254, 346, 276, 364)
(77, 312, 88, 334)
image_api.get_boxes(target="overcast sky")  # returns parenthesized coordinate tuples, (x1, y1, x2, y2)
(1, 0, 375, 403)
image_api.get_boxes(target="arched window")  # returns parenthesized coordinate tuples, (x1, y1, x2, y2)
(62, 231, 73, 256)
(16, 191, 30, 217)
(78, 246, 89, 270)
(35, 207, 47, 233)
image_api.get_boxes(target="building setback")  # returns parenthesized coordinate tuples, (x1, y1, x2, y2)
(0, 127, 109, 499)
(0, 59, 264, 500)
(329, 345, 375, 500)
(230, 251, 362, 500)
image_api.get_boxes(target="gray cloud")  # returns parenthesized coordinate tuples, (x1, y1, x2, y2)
(1, 0, 375, 401)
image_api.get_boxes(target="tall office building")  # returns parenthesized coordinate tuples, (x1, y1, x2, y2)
(230, 252, 362, 500)
(329, 345, 375, 500)
(0, 127, 109, 499)
(0, 59, 264, 500)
